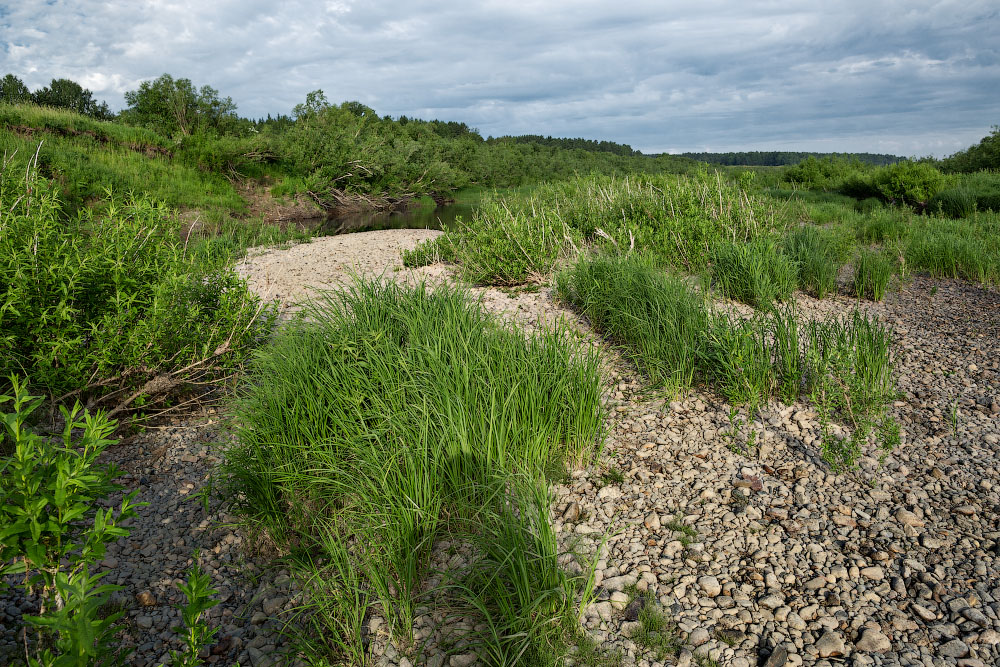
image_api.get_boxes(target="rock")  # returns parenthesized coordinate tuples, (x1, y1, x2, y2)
(135, 591, 156, 607)
(978, 628, 1000, 645)
(676, 648, 693, 667)
(855, 627, 891, 653)
(261, 596, 287, 616)
(860, 566, 884, 581)
(597, 485, 621, 500)
(759, 593, 784, 610)
(938, 638, 969, 658)
(895, 508, 925, 528)
(698, 575, 722, 597)
(136, 615, 153, 629)
(562, 502, 580, 522)
(643, 512, 661, 531)
(450, 653, 478, 667)
(623, 596, 646, 622)
(912, 603, 937, 622)
(815, 631, 846, 658)
(764, 645, 788, 667)
(688, 627, 710, 646)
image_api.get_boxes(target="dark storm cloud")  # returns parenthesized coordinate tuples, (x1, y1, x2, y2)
(2, 0, 997, 155)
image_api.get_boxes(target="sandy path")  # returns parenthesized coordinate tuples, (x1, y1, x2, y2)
(236, 229, 443, 316)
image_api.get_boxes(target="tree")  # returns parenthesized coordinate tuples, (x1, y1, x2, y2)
(31, 77, 113, 119)
(0, 73, 31, 104)
(122, 74, 239, 136)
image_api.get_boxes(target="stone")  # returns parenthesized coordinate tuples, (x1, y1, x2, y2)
(698, 575, 722, 597)
(764, 645, 788, 667)
(562, 502, 580, 522)
(978, 628, 1000, 645)
(938, 639, 969, 658)
(895, 508, 925, 528)
(688, 627, 710, 646)
(860, 566, 884, 581)
(912, 603, 938, 622)
(815, 631, 846, 658)
(135, 591, 156, 607)
(855, 627, 891, 653)
(759, 593, 784, 610)
(644, 512, 661, 531)
(598, 485, 622, 500)
(136, 615, 153, 629)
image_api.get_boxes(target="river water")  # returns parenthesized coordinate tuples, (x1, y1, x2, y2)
(316, 201, 474, 236)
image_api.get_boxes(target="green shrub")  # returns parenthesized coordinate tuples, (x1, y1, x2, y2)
(854, 197, 882, 213)
(782, 226, 844, 298)
(556, 254, 709, 395)
(710, 238, 798, 308)
(853, 249, 896, 301)
(868, 161, 946, 206)
(0, 155, 269, 404)
(428, 201, 576, 285)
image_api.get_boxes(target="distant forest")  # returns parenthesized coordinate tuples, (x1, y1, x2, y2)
(678, 151, 902, 166)
(499, 135, 641, 156)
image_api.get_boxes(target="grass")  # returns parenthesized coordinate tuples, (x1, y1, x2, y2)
(710, 238, 798, 308)
(853, 248, 896, 301)
(556, 254, 709, 396)
(222, 278, 606, 664)
(782, 225, 846, 298)
(558, 254, 898, 469)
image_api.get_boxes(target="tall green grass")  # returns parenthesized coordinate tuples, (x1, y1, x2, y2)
(853, 248, 896, 301)
(710, 238, 798, 308)
(782, 225, 845, 298)
(556, 254, 709, 396)
(223, 278, 605, 663)
(558, 255, 897, 468)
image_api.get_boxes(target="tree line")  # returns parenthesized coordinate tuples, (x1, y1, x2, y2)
(678, 151, 902, 167)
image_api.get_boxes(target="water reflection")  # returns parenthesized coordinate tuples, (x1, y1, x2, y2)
(317, 202, 473, 236)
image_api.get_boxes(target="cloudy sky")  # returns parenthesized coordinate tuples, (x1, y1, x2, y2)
(2, 1, 997, 156)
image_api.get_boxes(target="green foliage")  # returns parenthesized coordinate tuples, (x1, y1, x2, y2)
(557, 254, 709, 396)
(904, 217, 1000, 284)
(710, 238, 798, 308)
(868, 161, 946, 206)
(853, 248, 896, 301)
(122, 74, 242, 137)
(1, 377, 143, 665)
(168, 558, 220, 667)
(222, 278, 604, 662)
(930, 171, 1000, 217)
(429, 199, 578, 285)
(940, 126, 1000, 173)
(32, 78, 113, 120)
(782, 225, 845, 298)
(1, 73, 32, 104)
(0, 153, 268, 403)
(685, 151, 900, 167)
(559, 255, 897, 468)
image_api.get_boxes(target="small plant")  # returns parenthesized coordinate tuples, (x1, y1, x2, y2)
(1, 376, 144, 665)
(782, 225, 844, 299)
(628, 599, 682, 661)
(600, 467, 625, 485)
(167, 556, 221, 667)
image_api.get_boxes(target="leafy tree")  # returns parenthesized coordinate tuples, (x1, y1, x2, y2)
(122, 73, 239, 136)
(31, 77, 113, 119)
(940, 126, 1000, 173)
(0, 73, 31, 104)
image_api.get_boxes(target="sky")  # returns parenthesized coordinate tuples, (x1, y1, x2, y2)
(2, 1, 998, 157)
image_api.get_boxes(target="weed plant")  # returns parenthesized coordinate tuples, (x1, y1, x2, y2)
(710, 238, 798, 308)
(223, 278, 605, 663)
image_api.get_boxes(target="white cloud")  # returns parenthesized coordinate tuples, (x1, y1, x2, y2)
(1, 0, 997, 155)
